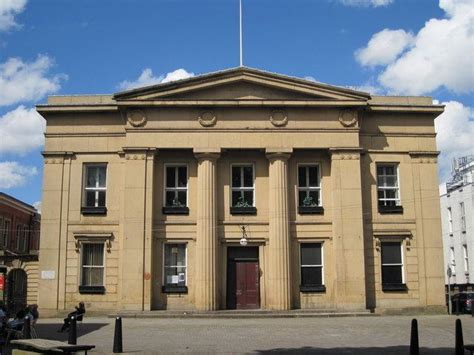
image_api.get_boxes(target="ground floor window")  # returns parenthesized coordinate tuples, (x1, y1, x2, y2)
(163, 243, 187, 293)
(300, 243, 325, 292)
(79, 242, 105, 294)
(381, 241, 406, 291)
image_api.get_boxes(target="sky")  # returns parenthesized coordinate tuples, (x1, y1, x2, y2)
(0, 0, 473, 210)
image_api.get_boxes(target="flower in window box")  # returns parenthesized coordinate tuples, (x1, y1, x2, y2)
(234, 196, 252, 208)
(172, 198, 185, 208)
(302, 195, 318, 207)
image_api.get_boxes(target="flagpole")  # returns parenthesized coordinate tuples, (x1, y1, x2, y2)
(239, 0, 243, 67)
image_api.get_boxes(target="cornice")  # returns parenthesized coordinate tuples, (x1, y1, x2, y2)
(115, 99, 368, 107)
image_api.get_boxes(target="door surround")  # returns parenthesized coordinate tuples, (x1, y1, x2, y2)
(226, 246, 260, 309)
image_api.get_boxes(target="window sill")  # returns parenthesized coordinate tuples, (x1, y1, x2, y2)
(382, 284, 408, 292)
(162, 285, 188, 294)
(162, 206, 189, 215)
(81, 206, 107, 215)
(230, 207, 257, 215)
(79, 286, 106, 294)
(298, 206, 324, 215)
(378, 205, 403, 214)
(300, 285, 326, 293)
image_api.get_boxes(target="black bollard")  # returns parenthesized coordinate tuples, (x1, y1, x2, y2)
(68, 315, 77, 345)
(410, 318, 419, 355)
(455, 319, 464, 355)
(22, 316, 31, 339)
(113, 316, 123, 353)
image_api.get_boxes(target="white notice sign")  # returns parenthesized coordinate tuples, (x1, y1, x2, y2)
(41, 271, 55, 280)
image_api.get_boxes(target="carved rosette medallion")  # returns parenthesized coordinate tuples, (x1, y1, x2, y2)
(127, 109, 147, 127)
(198, 111, 217, 127)
(270, 110, 288, 127)
(338, 110, 358, 127)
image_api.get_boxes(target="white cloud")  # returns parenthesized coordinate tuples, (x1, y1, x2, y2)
(0, 161, 37, 189)
(355, 29, 414, 67)
(356, 0, 474, 95)
(0, 55, 66, 106)
(118, 68, 195, 90)
(338, 0, 393, 7)
(32, 200, 41, 213)
(0, 105, 45, 155)
(435, 101, 474, 181)
(0, 0, 27, 32)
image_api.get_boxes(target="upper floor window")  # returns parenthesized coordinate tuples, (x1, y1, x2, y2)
(15, 224, 28, 253)
(463, 245, 469, 273)
(82, 164, 107, 215)
(2, 219, 10, 249)
(300, 243, 325, 292)
(448, 207, 453, 234)
(231, 165, 256, 215)
(0, 217, 3, 249)
(298, 165, 323, 215)
(460, 202, 466, 232)
(377, 164, 402, 214)
(80, 242, 105, 294)
(163, 243, 187, 293)
(381, 241, 406, 291)
(450, 247, 456, 275)
(15, 223, 24, 251)
(163, 165, 189, 215)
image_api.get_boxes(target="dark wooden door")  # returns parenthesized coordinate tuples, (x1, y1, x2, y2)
(235, 261, 259, 309)
(7, 269, 27, 316)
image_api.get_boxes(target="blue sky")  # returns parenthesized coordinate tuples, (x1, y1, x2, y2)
(0, 0, 473, 208)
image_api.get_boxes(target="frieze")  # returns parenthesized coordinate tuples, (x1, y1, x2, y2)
(331, 153, 360, 160)
(125, 153, 146, 160)
(44, 158, 64, 164)
(409, 151, 439, 164)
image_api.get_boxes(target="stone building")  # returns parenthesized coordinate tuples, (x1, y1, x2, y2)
(37, 67, 445, 314)
(440, 155, 474, 291)
(0, 192, 40, 313)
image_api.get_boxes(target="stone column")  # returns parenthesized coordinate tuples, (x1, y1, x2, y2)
(330, 148, 366, 310)
(194, 149, 220, 311)
(266, 149, 292, 310)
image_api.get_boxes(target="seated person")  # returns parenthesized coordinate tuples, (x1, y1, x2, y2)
(58, 302, 85, 332)
(25, 304, 39, 325)
(7, 309, 26, 331)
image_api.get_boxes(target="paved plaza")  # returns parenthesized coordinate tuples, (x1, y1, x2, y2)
(21, 314, 474, 354)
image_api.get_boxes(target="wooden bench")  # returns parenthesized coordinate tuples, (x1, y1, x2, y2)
(11, 338, 95, 354)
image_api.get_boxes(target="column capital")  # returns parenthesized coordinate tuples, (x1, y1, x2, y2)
(194, 148, 221, 161)
(265, 148, 292, 161)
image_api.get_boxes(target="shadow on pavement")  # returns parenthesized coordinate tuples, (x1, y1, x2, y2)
(256, 346, 453, 354)
(34, 322, 109, 341)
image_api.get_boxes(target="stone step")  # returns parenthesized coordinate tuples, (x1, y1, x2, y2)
(111, 309, 376, 319)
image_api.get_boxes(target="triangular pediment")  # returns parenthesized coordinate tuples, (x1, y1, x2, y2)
(114, 67, 370, 101)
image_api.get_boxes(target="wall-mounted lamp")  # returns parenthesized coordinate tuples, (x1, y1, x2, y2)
(240, 226, 248, 246)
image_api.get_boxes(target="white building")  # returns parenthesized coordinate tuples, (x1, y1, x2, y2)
(440, 155, 474, 290)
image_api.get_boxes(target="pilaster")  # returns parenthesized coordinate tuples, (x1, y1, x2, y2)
(194, 149, 220, 311)
(38, 152, 73, 313)
(120, 147, 155, 311)
(266, 149, 291, 310)
(409, 151, 444, 307)
(329, 148, 366, 310)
